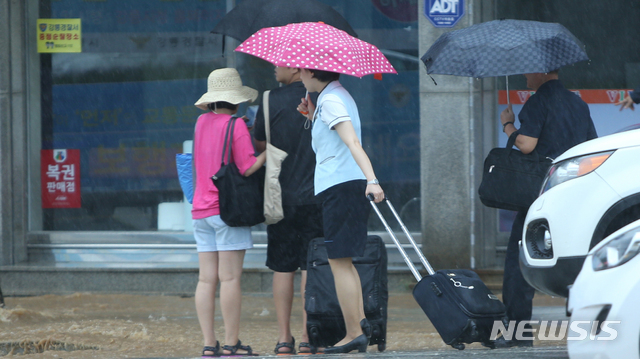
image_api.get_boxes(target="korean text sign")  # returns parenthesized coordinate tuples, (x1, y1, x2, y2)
(37, 18, 82, 53)
(41, 149, 81, 208)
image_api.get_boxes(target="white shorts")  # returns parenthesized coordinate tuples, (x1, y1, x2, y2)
(192, 215, 253, 252)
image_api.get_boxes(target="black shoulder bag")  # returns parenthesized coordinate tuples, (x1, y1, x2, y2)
(478, 131, 553, 212)
(211, 117, 265, 227)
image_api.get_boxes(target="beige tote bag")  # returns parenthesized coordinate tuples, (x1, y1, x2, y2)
(263, 90, 288, 224)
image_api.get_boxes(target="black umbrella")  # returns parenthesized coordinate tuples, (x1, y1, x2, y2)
(422, 19, 588, 77)
(212, 0, 357, 43)
(421, 19, 588, 101)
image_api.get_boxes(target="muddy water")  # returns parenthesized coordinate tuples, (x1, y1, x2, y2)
(0, 293, 444, 358)
(0, 293, 565, 358)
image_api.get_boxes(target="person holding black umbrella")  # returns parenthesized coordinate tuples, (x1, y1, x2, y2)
(235, 21, 396, 354)
(498, 70, 597, 348)
(252, 66, 324, 355)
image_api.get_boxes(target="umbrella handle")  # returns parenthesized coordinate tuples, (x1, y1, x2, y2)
(506, 75, 510, 105)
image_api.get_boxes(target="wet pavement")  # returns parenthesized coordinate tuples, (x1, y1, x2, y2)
(0, 292, 569, 358)
(141, 346, 569, 359)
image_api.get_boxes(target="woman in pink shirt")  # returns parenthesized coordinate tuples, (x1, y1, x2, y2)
(192, 68, 265, 357)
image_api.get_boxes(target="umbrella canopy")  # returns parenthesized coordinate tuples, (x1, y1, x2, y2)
(212, 0, 357, 43)
(421, 19, 589, 78)
(235, 22, 396, 78)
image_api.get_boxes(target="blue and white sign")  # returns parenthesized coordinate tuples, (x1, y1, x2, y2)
(425, 0, 465, 28)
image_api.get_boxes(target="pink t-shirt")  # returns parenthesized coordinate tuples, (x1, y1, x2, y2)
(191, 112, 257, 219)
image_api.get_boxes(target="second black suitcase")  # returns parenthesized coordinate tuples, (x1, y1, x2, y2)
(368, 196, 507, 350)
(412, 269, 507, 349)
(305, 235, 388, 352)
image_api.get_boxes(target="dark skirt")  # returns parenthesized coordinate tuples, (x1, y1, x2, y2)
(319, 179, 370, 259)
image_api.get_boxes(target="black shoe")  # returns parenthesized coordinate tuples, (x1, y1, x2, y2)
(324, 334, 368, 354)
(493, 336, 534, 348)
(360, 318, 372, 339)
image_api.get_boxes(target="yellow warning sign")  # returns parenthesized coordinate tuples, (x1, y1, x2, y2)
(37, 19, 82, 53)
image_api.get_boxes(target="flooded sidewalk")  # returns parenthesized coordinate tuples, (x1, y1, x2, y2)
(0, 292, 567, 358)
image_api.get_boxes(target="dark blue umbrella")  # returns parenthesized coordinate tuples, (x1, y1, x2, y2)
(421, 19, 588, 78)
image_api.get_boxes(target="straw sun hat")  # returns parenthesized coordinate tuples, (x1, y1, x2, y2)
(194, 68, 258, 110)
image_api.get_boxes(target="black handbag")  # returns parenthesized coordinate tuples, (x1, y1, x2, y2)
(478, 131, 553, 212)
(211, 117, 265, 227)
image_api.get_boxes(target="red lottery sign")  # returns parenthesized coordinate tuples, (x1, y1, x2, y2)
(41, 149, 81, 208)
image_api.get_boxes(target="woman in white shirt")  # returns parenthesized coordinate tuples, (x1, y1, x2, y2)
(297, 68, 384, 354)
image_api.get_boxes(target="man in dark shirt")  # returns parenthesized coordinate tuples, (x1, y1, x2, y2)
(496, 70, 597, 347)
(253, 66, 323, 355)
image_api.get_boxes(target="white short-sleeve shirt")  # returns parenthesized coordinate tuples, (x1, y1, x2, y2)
(311, 81, 366, 195)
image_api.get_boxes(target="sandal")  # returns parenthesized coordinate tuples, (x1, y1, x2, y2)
(298, 342, 312, 354)
(221, 340, 259, 357)
(202, 341, 220, 358)
(298, 342, 323, 354)
(274, 336, 295, 355)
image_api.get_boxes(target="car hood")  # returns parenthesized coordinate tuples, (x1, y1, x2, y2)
(554, 128, 640, 163)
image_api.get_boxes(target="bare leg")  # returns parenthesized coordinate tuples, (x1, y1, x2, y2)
(350, 264, 365, 321)
(273, 271, 295, 352)
(195, 252, 219, 355)
(218, 250, 251, 355)
(328, 257, 365, 346)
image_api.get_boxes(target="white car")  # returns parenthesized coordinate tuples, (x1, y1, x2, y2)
(519, 127, 640, 297)
(567, 219, 640, 359)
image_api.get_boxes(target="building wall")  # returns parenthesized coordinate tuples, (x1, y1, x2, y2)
(7, 0, 636, 271)
(2, 0, 497, 270)
(1, 0, 30, 266)
(497, 0, 640, 90)
(418, 0, 500, 270)
(0, 0, 11, 265)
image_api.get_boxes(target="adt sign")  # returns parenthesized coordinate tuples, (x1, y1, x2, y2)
(425, 0, 465, 28)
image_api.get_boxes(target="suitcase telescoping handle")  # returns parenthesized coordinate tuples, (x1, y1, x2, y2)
(367, 195, 435, 280)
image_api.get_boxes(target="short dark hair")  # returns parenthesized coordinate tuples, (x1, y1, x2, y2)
(310, 69, 340, 82)
(207, 102, 238, 111)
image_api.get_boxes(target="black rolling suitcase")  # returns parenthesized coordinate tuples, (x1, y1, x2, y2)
(368, 196, 506, 350)
(305, 235, 388, 353)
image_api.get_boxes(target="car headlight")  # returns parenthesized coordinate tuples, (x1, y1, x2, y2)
(592, 230, 640, 271)
(540, 151, 613, 195)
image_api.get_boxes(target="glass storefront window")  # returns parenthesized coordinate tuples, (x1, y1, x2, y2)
(40, 0, 420, 232)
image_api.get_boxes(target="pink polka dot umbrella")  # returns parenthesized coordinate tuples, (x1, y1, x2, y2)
(235, 22, 397, 78)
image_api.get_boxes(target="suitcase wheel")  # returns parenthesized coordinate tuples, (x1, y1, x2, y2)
(451, 343, 465, 350)
(468, 320, 479, 338)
